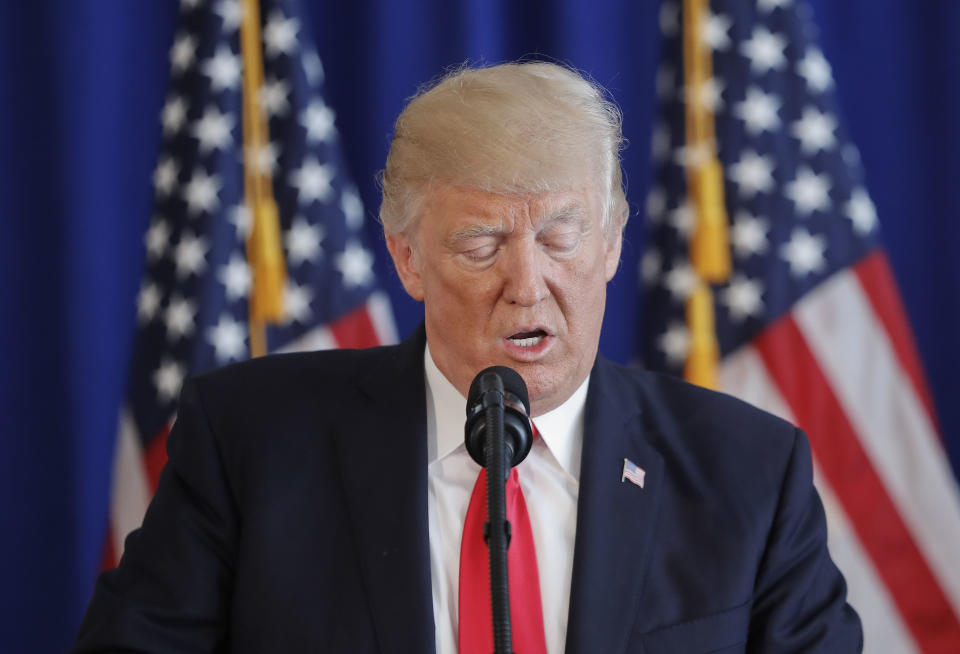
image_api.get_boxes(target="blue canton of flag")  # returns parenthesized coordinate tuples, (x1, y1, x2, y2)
(640, 1, 960, 651)
(106, 0, 395, 567)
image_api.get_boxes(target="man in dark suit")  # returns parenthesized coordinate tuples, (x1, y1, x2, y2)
(74, 62, 861, 652)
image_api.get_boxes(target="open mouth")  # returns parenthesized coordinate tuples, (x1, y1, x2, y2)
(507, 329, 548, 348)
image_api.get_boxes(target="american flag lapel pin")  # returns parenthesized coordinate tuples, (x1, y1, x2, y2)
(621, 458, 646, 489)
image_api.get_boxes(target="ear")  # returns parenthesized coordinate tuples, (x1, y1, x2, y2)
(385, 232, 425, 301)
(603, 230, 623, 282)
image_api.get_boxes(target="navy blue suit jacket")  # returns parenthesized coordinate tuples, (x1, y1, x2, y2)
(74, 326, 861, 652)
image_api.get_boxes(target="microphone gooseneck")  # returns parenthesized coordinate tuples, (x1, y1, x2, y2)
(463, 365, 533, 654)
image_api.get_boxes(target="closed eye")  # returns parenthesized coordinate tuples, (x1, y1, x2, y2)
(462, 243, 498, 262)
(539, 227, 583, 257)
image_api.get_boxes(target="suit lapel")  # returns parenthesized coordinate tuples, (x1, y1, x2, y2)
(564, 358, 664, 654)
(335, 326, 436, 654)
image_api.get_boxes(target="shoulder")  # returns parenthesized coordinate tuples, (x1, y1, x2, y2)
(599, 359, 797, 452)
(177, 343, 406, 449)
(167, 343, 413, 500)
(594, 359, 802, 507)
(189, 344, 396, 406)
(197, 343, 395, 387)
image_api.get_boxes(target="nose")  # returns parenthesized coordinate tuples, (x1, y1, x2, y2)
(501, 238, 549, 307)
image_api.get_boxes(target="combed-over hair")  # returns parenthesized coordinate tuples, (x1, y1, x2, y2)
(378, 61, 629, 237)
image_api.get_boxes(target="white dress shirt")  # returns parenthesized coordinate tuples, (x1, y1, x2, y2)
(425, 344, 588, 654)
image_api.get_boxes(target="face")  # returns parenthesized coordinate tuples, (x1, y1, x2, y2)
(386, 185, 622, 416)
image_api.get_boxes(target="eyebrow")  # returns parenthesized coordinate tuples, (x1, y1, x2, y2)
(541, 203, 590, 232)
(447, 223, 503, 245)
(445, 201, 591, 245)
(449, 223, 503, 241)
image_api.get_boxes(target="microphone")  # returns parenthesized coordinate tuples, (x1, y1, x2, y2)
(464, 365, 534, 475)
(463, 365, 533, 654)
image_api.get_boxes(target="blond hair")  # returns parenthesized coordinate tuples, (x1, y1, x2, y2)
(378, 61, 629, 237)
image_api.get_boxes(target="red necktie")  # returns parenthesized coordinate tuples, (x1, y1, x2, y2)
(458, 452, 547, 654)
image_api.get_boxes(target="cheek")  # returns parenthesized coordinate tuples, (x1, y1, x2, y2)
(442, 263, 505, 305)
(561, 260, 610, 334)
(435, 271, 483, 310)
(426, 269, 497, 332)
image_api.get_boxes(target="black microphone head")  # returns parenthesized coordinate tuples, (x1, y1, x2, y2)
(466, 365, 530, 417)
(464, 365, 533, 471)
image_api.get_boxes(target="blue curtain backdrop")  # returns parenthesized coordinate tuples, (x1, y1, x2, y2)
(1, 1, 957, 651)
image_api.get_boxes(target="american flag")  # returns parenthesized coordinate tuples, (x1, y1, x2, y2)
(621, 458, 646, 489)
(104, 0, 396, 567)
(641, 0, 960, 651)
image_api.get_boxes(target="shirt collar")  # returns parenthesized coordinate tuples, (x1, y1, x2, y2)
(424, 343, 588, 481)
(424, 343, 469, 463)
(531, 373, 589, 481)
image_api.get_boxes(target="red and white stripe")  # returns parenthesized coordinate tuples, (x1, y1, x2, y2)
(720, 251, 960, 653)
(277, 291, 397, 353)
(104, 292, 396, 567)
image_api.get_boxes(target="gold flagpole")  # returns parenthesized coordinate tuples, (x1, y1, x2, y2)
(240, 0, 287, 358)
(681, 0, 731, 389)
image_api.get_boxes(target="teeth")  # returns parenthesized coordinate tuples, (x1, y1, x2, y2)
(509, 335, 544, 347)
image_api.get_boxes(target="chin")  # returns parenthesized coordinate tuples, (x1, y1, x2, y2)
(518, 371, 561, 411)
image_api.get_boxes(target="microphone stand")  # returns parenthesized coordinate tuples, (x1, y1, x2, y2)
(480, 377, 514, 654)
